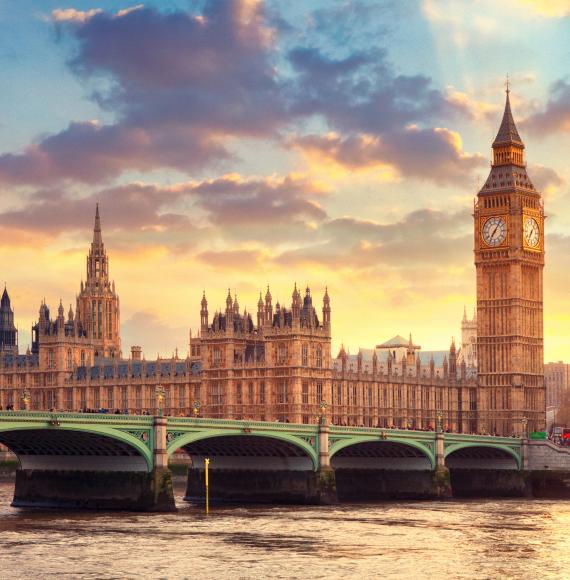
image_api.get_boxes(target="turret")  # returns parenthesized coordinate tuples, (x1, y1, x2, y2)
(322, 287, 331, 329)
(339, 344, 347, 372)
(292, 283, 301, 320)
(200, 291, 209, 331)
(257, 292, 264, 329)
(0, 286, 18, 353)
(449, 337, 457, 377)
(264, 285, 273, 325)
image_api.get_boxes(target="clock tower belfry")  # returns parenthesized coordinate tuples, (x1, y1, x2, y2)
(474, 88, 545, 436)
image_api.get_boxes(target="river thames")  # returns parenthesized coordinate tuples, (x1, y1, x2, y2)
(1, 481, 570, 579)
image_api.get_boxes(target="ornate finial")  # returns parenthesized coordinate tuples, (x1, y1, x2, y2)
(505, 73, 510, 94)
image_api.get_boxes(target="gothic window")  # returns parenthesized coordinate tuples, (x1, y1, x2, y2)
(211, 381, 223, 406)
(98, 301, 103, 339)
(81, 350, 85, 366)
(259, 382, 265, 405)
(236, 382, 243, 405)
(107, 386, 114, 410)
(48, 349, 55, 369)
(277, 380, 288, 404)
(135, 386, 142, 409)
(67, 348, 72, 370)
(277, 343, 287, 365)
(248, 382, 254, 405)
(121, 386, 128, 409)
(213, 348, 222, 368)
(179, 385, 186, 408)
(302, 344, 308, 366)
(302, 382, 309, 405)
(108, 308, 113, 339)
(316, 381, 323, 403)
(316, 346, 323, 368)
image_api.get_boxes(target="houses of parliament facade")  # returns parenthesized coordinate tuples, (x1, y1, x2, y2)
(0, 91, 545, 436)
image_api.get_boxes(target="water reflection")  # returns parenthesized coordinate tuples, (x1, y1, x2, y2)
(0, 481, 569, 579)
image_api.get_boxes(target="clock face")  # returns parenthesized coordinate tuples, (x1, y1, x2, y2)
(482, 216, 507, 247)
(524, 217, 540, 248)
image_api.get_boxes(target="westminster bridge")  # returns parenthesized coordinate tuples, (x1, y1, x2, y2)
(1, 411, 570, 511)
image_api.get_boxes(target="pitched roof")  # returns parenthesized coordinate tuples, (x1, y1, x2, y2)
(493, 91, 523, 147)
(377, 335, 409, 348)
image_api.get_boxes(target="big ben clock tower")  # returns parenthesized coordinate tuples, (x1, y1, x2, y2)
(474, 88, 545, 436)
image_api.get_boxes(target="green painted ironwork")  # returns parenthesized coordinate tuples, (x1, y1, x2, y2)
(0, 411, 523, 472)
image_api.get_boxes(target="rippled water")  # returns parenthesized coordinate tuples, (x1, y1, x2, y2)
(1, 480, 570, 579)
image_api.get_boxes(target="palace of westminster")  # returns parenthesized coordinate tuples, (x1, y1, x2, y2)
(0, 91, 546, 436)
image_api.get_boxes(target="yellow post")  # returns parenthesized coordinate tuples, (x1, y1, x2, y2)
(204, 457, 210, 515)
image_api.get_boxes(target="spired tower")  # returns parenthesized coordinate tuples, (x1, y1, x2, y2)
(474, 88, 545, 436)
(0, 286, 18, 354)
(76, 205, 121, 359)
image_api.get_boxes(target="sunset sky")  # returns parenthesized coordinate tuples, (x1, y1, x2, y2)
(0, 0, 569, 360)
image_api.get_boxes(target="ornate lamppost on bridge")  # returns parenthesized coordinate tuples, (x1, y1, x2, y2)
(155, 385, 166, 417)
(319, 400, 328, 425)
(436, 411, 444, 433)
(21, 389, 31, 412)
(521, 416, 528, 440)
(193, 400, 201, 418)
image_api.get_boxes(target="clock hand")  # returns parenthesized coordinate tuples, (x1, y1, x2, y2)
(491, 223, 500, 238)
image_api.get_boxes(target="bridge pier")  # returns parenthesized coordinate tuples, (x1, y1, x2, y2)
(12, 467, 176, 511)
(434, 430, 452, 498)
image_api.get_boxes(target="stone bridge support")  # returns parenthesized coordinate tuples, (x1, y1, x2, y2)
(316, 421, 337, 504)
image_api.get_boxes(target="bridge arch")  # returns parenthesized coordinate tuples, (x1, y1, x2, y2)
(445, 443, 521, 470)
(0, 424, 153, 472)
(330, 436, 435, 470)
(168, 429, 318, 471)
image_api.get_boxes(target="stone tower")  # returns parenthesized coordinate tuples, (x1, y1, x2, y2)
(76, 204, 121, 359)
(474, 88, 545, 436)
(0, 286, 18, 354)
(460, 306, 477, 370)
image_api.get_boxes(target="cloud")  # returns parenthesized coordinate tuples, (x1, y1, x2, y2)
(196, 249, 267, 270)
(274, 209, 472, 270)
(0, 182, 192, 235)
(0, 173, 326, 242)
(51, 8, 103, 23)
(523, 79, 570, 137)
(0, 1, 284, 186)
(530, 164, 566, 198)
(190, 174, 328, 226)
(517, 0, 570, 17)
(291, 128, 485, 186)
(0, 121, 228, 185)
(288, 46, 466, 135)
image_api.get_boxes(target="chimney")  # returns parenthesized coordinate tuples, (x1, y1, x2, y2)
(131, 345, 142, 361)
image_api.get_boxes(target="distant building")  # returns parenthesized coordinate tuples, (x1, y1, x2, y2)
(458, 307, 477, 375)
(545, 362, 570, 408)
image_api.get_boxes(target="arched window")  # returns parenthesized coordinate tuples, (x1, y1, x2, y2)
(67, 348, 73, 370)
(316, 345, 323, 368)
(301, 344, 308, 366)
